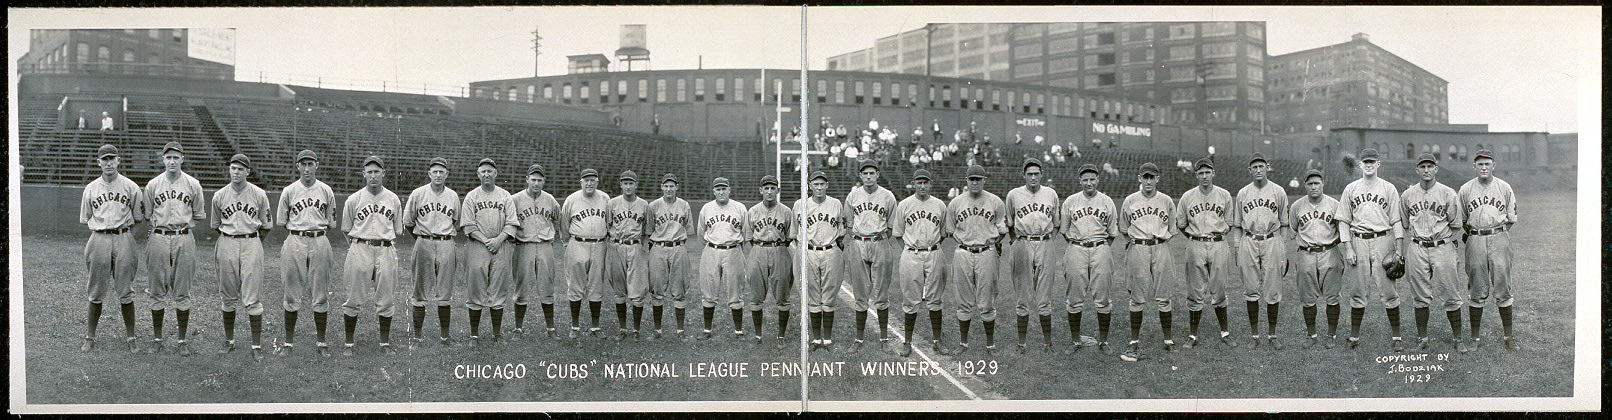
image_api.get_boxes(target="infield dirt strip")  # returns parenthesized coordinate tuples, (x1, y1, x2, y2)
(19, 190, 1576, 403)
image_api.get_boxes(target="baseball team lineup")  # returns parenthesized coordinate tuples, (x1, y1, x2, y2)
(76, 140, 1521, 366)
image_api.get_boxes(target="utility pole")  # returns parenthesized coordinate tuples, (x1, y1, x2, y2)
(532, 26, 543, 77)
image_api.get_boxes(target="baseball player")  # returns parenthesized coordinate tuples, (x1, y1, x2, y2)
(646, 174, 694, 339)
(947, 165, 1006, 355)
(608, 170, 650, 340)
(697, 177, 748, 341)
(746, 175, 795, 348)
(403, 157, 460, 347)
(339, 156, 405, 356)
(560, 168, 611, 340)
(460, 158, 517, 346)
(1234, 153, 1291, 349)
(142, 141, 204, 355)
(1401, 153, 1467, 352)
(507, 164, 560, 340)
(893, 169, 948, 357)
(79, 144, 146, 353)
(1338, 148, 1406, 351)
(1290, 169, 1345, 349)
(1004, 158, 1060, 354)
(1459, 148, 1517, 352)
(274, 149, 336, 357)
(211, 153, 271, 361)
(1118, 163, 1178, 362)
(796, 171, 847, 351)
(1059, 164, 1119, 355)
(1175, 157, 1236, 350)
(843, 159, 897, 352)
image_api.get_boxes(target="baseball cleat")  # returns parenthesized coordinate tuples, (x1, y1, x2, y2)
(1324, 335, 1337, 349)
(1391, 338, 1405, 352)
(468, 336, 481, 348)
(568, 328, 580, 340)
(251, 346, 265, 362)
(588, 327, 603, 338)
(1456, 339, 1470, 354)
(1347, 336, 1361, 350)
(545, 328, 558, 339)
(931, 339, 948, 356)
(220, 340, 236, 354)
(1269, 336, 1284, 350)
(80, 338, 95, 352)
(149, 339, 164, 354)
(697, 330, 712, 341)
(380, 343, 397, 355)
(408, 337, 423, 349)
(1220, 332, 1238, 348)
(1064, 342, 1084, 356)
(177, 341, 193, 356)
(277, 343, 295, 357)
(1119, 343, 1141, 362)
(1042, 343, 1054, 354)
(955, 342, 970, 355)
(900, 342, 913, 357)
(506, 330, 522, 343)
(653, 329, 664, 340)
(1249, 335, 1261, 350)
(1502, 335, 1515, 351)
(752, 335, 762, 346)
(316, 343, 331, 358)
(847, 339, 864, 352)
(1417, 337, 1430, 351)
(732, 330, 744, 340)
(1162, 340, 1176, 352)
(775, 337, 786, 350)
(342, 344, 355, 357)
(1303, 335, 1318, 349)
(1097, 342, 1113, 355)
(1015, 344, 1027, 355)
(126, 337, 140, 354)
(1470, 337, 1482, 351)
(1182, 335, 1198, 349)
(985, 345, 997, 356)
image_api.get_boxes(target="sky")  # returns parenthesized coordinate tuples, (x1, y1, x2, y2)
(8, 6, 1599, 133)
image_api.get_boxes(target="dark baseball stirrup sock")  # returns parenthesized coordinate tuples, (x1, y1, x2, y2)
(958, 320, 972, 345)
(513, 304, 527, 330)
(1068, 312, 1083, 341)
(1385, 307, 1402, 338)
(589, 301, 602, 330)
(748, 309, 763, 336)
(729, 308, 743, 333)
(378, 315, 392, 344)
(411, 306, 426, 338)
(152, 310, 165, 339)
(653, 305, 664, 331)
(1188, 310, 1202, 337)
(1159, 311, 1174, 341)
(1413, 307, 1429, 338)
(1303, 306, 1318, 336)
(1015, 315, 1029, 344)
(120, 303, 137, 337)
(437, 306, 452, 339)
(1039, 314, 1053, 344)
(1497, 306, 1513, 336)
(1349, 307, 1365, 338)
(823, 311, 836, 341)
(1128, 311, 1143, 341)
(489, 308, 503, 337)
(983, 320, 996, 347)
(542, 303, 556, 331)
(903, 312, 918, 342)
(177, 309, 191, 340)
(635, 307, 647, 331)
(312, 311, 326, 343)
(1446, 309, 1463, 339)
(285, 311, 298, 343)
(702, 307, 715, 331)
(1326, 305, 1341, 336)
(569, 301, 582, 329)
(855, 311, 869, 340)
(878, 308, 890, 340)
(86, 302, 103, 338)
(616, 303, 628, 329)
(1096, 312, 1111, 343)
(1246, 301, 1260, 334)
(674, 307, 685, 330)
(342, 314, 357, 345)
(929, 310, 944, 341)
(1214, 306, 1230, 334)
(1266, 304, 1280, 336)
(1468, 307, 1482, 340)
(468, 309, 482, 337)
(222, 311, 237, 342)
(809, 312, 821, 341)
(777, 310, 790, 338)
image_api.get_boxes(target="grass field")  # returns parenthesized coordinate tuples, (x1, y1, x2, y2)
(19, 189, 1578, 405)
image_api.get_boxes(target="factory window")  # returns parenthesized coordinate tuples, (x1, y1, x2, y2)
(942, 86, 952, 108)
(975, 88, 985, 109)
(562, 83, 572, 103)
(543, 84, 554, 99)
(1205, 42, 1236, 58)
(695, 78, 706, 102)
(1202, 22, 1236, 37)
(872, 82, 882, 105)
(731, 77, 742, 102)
(656, 79, 666, 102)
(1097, 53, 1116, 66)
(835, 80, 846, 103)
(1036, 94, 1045, 114)
(1168, 24, 1196, 39)
(754, 78, 764, 102)
(1128, 27, 1152, 42)
(1048, 38, 1080, 55)
(816, 79, 827, 103)
(638, 79, 648, 103)
(148, 29, 160, 39)
(855, 81, 865, 104)
(1431, 144, 1440, 156)
(1247, 24, 1264, 39)
(1126, 48, 1154, 64)
(619, 80, 629, 103)
(676, 78, 687, 102)
(1171, 88, 1196, 104)
(1097, 73, 1116, 86)
(1022, 92, 1032, 113)
(1014, 44, 1043, 59)
(791, 78, 800, 103)
(927, 85, 935, 107)
(578, 83, 589, 104)
(1167, 46, 1195, 61)
(491, 89, 502, 101)
(890, 83, 901, 106)
(991, 89, 1001, 111)
(528, 85, 537, 103)
(1097, 32, 1116, 45)
(598, 81, 608, 103)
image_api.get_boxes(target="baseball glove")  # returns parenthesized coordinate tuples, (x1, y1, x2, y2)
(1382, 255, 1406, 281)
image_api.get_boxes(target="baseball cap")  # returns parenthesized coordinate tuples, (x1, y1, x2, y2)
(966, 165, 988, 179)
(912, 169, 932, 181)
(859, 159, 878, 171)
(1473, 149, 1494, 161)
(527, 164, 546, 176)
(1139, 163, 1160, 176)
(1194, 157, 1214, 171)
(810, 171, 829, 182)
(1023, 158, 1043, 171)
(293, 149, 317, 163)
(1248, 153, 1267, 165)
(362, 155, 384, 169)
(620, 170, 638, 182)
(1416, 153, 1438, 166)
(478, 158, 497, 169)
(1359, 148, 1381, 162)
(229, 153, 253, 169)
(1305, 168, 1324, 181)
(429, 157, 450, 170)
(580, 168, 598, 179)
(712, 177, 730, 188)
(760, 175, 779, 186)
(662, 173, 679, 184)
(163, 141, 185, 155)
(1077, 164, 1100, 176)
(97, 144, 119, 159)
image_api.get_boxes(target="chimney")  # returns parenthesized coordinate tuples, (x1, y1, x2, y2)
(1352, 32, 1370, 42)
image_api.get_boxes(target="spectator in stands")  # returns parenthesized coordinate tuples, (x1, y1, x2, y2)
(100, 111, 115, 130)
(77, 110, 88, 129)
(932, 120, 942, 143)
(652, 114, 660, 134)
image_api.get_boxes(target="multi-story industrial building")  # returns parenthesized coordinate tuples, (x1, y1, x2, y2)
(1266, 33, 1449, 134)
(16, 29, 237, 81)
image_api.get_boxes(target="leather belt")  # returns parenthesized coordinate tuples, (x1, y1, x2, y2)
(419, 234, 454, 241)
(507, 237, 551, 244)
(853, 232, 889, 241)
(1132, 237, 1165, 246)
(906, 245, 939, 252)
(291, 229, 326, 238)
(1067, 238, 1106, 248)
(1017, 234, 1051, 241)
(1298, 242, 1338, 253)
(806, 243, 837, 251)
(1413, 238, 1449, 248)
(754, 240, 790, 247)
(221, 231, 261, 239)
(571, 236, 606, 243)
(959, 244, 992, 253)
(1466, 226, 1507, 236)
(1353, 230, 1389, 240)
(1247, 232, 1277, 241)
(1188, 234, 1224, 242)
(707, 242, 740, 250)
(612, 238, 641, 246)
(152, 227, 191, 235)
(653, 239, 686, 247)
(352, 238, 393, 247)
(94, 226, 132, 235)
